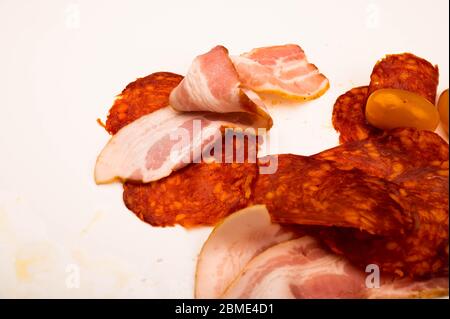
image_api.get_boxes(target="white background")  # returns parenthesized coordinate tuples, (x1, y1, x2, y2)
(0, 0, 448, 298)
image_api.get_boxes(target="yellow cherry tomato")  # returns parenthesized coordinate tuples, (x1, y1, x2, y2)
(366, 88, 440, 131)
(437, 89, 449, 135)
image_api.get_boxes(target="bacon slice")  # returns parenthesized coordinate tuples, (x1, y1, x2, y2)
(221, 237, 367, 299)
(232, 44, 329, 101)
(195, 205, 301, 299)
(94, 106, 265, 184)
(333, 53, 439, 144)
(169, 45, 272, 128)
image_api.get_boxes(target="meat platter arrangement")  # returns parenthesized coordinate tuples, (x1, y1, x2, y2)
(94, 44, 449, 298)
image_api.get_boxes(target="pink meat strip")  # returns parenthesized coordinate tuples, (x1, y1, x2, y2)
(221, 237, 367, 299)
(169, 45, 272, 124)
(94, 107, 265, 184)
(232, 44, 329, 100)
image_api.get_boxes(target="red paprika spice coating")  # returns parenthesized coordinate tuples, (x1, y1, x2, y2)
(332, 86, 381, 143)
(314, 128, 449, 278)
(105, 72, 183, 134)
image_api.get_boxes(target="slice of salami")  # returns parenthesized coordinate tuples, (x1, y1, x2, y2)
(314, 128, 448, 180)
(253, 154, 415, 236)
(332, 86, 381, 143)
(332, 53, 439, 143)
(368, 53, 439, 103)
(314, 128, 449, 278)
(105, 72, 184, 134)
(123, 160, 258, 227)
(123, 132, 261, 227)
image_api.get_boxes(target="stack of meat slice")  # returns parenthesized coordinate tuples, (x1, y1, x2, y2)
(95, 44, 329, 184)
(94, 47, 448, 297)
(195, 206, 448, 298)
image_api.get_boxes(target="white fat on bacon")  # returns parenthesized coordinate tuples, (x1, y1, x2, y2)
(195, 205, 300, 299)
(94, 107, 264, 184)
(196, 205, 449, 299)
(232, 44, 330, 100)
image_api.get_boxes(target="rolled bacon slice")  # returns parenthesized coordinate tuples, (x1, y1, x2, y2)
(232, 44, 330, 101)
(169, 45, 273, 128)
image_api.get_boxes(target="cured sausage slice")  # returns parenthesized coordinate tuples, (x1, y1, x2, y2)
(123, 151, 258, 227)
(332, 86, 381, 143)
(332, 53, 439, 143)
(368, 53, 439, 103)
(253, 154, 415, 236)
(314, 128, 449, 278)
(315, 128, 448, 180)
(105, 72, 183, 135)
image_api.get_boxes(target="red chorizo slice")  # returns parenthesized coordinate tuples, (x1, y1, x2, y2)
(253, 154, 415, 236)
(332, 53, 439, 143)
(105, 72, 183, 134)
(319, 159, 448, 278)
(332, 86, 381, 143)
(314, 128, 449, 278)
(319, 211, 448, 279)
(368, 53, 439, 103)
(123, 132, 261, 227)
(314, 128, 448, 180)
(123, 160, 257, 227)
